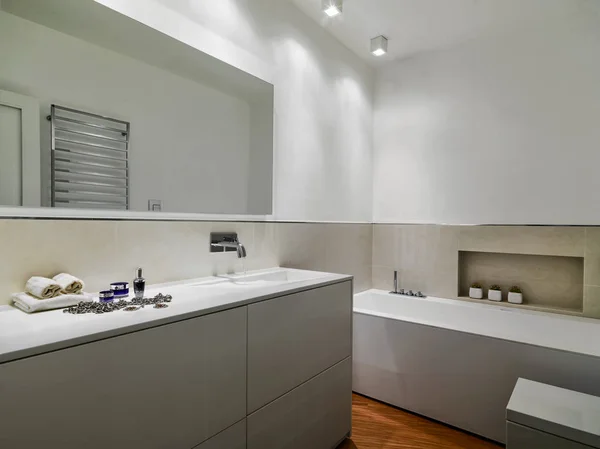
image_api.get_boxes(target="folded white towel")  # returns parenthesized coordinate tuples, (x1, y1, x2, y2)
(53, 273, 85, 294)
(25, 276, 62, 299)
(11, 292, 94, 313)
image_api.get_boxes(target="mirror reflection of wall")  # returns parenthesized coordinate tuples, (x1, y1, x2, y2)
(0, 0, 274, 215)
(0, 89, 40, 208)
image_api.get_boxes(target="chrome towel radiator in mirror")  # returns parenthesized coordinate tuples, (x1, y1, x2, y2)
(49, 105, 130, 210)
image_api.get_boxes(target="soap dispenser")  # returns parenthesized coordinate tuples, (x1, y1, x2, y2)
(133, 267, 145, 299)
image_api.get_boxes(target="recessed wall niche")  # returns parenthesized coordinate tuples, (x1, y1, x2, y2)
(458, 251, 584, 313)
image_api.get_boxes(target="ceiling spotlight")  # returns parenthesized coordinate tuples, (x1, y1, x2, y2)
(322, 0, 343, 17)
(371, 35, 388, 56)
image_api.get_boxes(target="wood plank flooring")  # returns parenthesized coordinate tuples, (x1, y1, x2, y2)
(338, 394, 503, 449)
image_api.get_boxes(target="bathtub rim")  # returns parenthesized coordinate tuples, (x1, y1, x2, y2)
(354, 289, 600, 359)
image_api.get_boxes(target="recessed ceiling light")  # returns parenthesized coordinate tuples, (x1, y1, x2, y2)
(324, 6, 341, 17)
(322, 0, 343, 17)
(371, 35, 388, 56)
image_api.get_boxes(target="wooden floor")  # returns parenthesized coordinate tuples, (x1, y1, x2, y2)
(338, 394, 503, 449)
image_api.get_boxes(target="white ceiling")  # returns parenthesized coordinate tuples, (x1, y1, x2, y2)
(291, 0, 600, 66)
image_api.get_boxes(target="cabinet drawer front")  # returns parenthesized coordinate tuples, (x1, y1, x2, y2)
(248, 357, 352, 449)
(247, 281, 352, 412)
(507, 422, 593, 449)
(195, 419, 246, 449)
(0, 307, 247, 449)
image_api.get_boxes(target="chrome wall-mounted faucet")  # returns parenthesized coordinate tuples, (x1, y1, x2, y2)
(210, 232, 247, 259)
(390, 270, 426, 298)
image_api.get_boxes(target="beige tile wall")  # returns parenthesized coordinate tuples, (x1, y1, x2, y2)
(275, 223, 373, 292)
(5, 219, 600, 319)
(373, 225, 600, 319)
(372, 225, 459, 298)
(0, 220, 372, 306)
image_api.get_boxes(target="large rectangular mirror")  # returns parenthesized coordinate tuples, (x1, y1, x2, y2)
(0, 0, 274, 216)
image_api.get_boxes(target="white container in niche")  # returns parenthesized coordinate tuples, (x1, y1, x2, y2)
(488, 285, 502, 302)
(508, 286, 523, 304)
(469, 283, 483, 299)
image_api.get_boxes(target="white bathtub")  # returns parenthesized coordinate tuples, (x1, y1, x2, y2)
(353, 289, 600, 443)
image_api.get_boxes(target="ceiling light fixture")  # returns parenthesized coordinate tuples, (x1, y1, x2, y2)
(371, 35, 388, 56)
(322, 0, 343, 17)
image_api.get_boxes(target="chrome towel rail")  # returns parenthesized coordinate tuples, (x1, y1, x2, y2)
(54, 157, 127, 172)
(49, 105, 130, 210)
(55, 147, 127, 162)
(55, 137, 128, 153)
(54, 127, 128, 143)
(54, 115, 126, 134)
(54, 179, 129, 190)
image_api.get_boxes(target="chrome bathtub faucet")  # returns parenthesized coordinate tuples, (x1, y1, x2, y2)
(390, 270, 427, 298)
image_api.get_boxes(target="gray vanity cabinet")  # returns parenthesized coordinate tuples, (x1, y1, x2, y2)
(247, 281, 353, 413)
(194, 419, 247, 449)
(0, 277, 354, 449)
(0, 307, 247, 449)
(247, 357, 352, 449)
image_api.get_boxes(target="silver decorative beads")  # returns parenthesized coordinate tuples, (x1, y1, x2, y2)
(63, 293, 173, 315)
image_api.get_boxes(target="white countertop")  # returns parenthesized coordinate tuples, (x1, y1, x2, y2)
(508, 378, 600, 447)
(0, 268, 351, 364)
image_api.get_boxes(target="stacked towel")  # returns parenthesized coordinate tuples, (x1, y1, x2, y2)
(25, 277, 62, 299)
(12, 292, 94, 313)
(53, 273, 85, 294)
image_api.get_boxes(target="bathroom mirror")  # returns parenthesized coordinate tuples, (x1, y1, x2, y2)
(0, 0, 274, 216)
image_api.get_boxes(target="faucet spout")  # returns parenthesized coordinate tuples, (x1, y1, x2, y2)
(237, 243, 247, 259)
(210, 232, 248, 259)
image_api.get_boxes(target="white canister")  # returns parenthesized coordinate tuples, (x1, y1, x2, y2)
(488, 290, 502, 302)
(469, 287, 483, 299)
(508, 292, 523, 304)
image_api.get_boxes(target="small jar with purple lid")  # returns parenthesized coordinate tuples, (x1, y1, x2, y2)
(110, 282, 130, 299)
(99, 290, 114, 304)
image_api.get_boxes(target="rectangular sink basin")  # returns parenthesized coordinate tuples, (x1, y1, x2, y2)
(222, 268, 327, 284)
(179, 269, 330, 290)
(184, 278, 230, 288)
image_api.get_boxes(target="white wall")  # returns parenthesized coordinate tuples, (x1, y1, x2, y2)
(0, 11, 258, 214)
(247, 97, 274, 214)
(374, 11, 600, 225)
(147, 0, 375, 222)
(0, 102, 22, 206)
